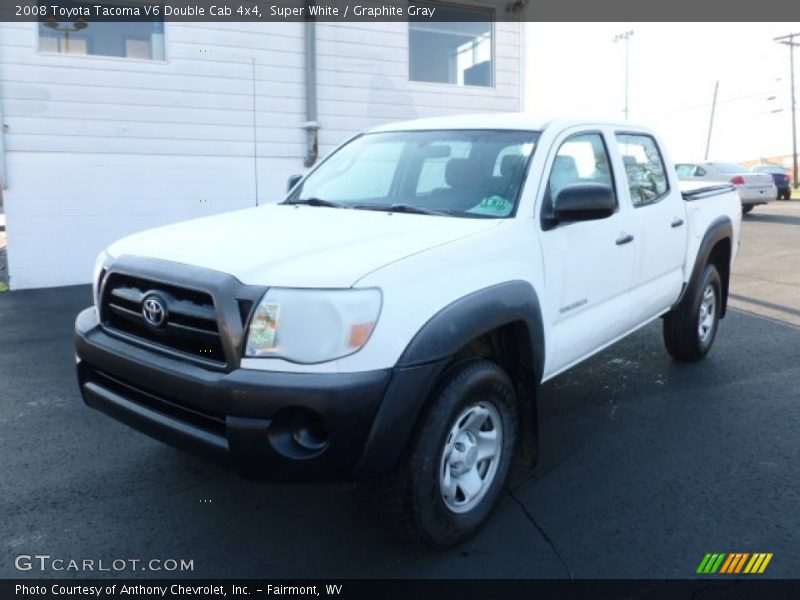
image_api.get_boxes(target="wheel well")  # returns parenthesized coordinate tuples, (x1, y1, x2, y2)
(707, 238, 731, 317)
(452, 322, 538, 466)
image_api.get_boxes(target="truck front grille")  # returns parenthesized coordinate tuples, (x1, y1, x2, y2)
(100, 273, 226, 365)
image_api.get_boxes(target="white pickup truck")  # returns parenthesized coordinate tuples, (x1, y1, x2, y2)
(75, 116, 741, 547)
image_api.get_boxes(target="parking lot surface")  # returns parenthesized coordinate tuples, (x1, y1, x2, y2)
(1, 202, 799, 579)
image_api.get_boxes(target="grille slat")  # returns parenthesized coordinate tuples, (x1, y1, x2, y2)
(168, 298, 216, 323)
(166, 320, 220, 339)
(101, 273, 226, 365)
(107, 302, 145, 324)
(109, 286, 145, 305)
(89, 368, 226, 435)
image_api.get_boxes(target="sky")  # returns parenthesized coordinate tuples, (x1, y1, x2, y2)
(524, 23, 800, 164)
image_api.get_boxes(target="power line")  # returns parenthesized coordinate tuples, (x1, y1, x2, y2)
(645, 86, 791, 117)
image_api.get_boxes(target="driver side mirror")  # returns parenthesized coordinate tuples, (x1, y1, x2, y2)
(287, 174, 303, 192)
(554, 183, 616, 223)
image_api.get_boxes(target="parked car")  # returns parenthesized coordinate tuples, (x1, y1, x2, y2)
(75, 116, 741, 548)
(675, 161, 777, 214)
(752, 165, 792, 200)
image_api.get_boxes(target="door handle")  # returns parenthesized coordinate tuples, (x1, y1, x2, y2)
(615, 233, 634, 245)
(671, 218, 685, 228)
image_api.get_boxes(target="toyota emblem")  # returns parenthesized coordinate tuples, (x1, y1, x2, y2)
(142, 294, 168, 328)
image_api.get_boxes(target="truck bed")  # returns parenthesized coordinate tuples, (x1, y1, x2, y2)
(679, 181, 741, 279)
(680, 181, 736, 201)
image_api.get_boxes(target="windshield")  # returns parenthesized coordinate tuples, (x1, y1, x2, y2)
(287, 129, 540, 218)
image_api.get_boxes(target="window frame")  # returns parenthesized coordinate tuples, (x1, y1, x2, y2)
(407, 1, 496, 89)
(35, 12, 168, 64)
(614, 131, 671, 209)
(286, 128, 541, 219)
(540, 130, 619, 231)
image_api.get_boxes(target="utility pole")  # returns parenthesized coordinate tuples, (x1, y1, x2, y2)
(775, 33, 800, 190)
(613, 31, 634, 120)
(705, 81, 719, 160)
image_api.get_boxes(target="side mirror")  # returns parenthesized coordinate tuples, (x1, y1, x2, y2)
(287, 174, 303, 192)
(554, 183, 616, 223)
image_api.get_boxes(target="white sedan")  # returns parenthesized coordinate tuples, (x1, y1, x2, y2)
(676, 161, 777, 214)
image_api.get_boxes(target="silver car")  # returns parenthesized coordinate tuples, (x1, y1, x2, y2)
(676, 161, 777, 214)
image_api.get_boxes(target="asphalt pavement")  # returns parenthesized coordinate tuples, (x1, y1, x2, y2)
(1, 202, 799, 579)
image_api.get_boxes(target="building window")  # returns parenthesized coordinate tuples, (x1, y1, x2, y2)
(38, 6, 165, 60)
(409, 3, 493, 88)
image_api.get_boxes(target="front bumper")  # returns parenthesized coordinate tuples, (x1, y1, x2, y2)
(75, 307, 443, 481)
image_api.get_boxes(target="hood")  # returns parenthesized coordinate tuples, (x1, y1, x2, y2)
(108, 204, 501, 287)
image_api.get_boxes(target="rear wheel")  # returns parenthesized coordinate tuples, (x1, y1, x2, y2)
(742, 205, 754, 215)
(377, 359, 517, 548)
(663, 263, 722, 361)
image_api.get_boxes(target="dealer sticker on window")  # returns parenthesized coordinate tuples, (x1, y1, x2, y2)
(468, 196, 514, 216)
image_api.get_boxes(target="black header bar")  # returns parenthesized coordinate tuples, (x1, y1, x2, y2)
(3, 579, 800, 600)
(3, 0, 800, 22)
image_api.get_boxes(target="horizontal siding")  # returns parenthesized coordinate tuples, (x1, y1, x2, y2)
(2, 81, 300, 113)
(314, 20, 521, 155)
(1, 98, 296, 127)
(5, 116, 306, 145)
(3, 152, 297, 289)
(4, 134, 305, 157)
(0, 18, 521, 288)
(0, 21, 521, 159)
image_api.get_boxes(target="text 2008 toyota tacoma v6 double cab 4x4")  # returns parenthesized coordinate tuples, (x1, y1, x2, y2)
(75, 116, 741, 547)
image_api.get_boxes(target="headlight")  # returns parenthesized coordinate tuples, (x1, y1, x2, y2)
(245, 288, 382, 363)
(92, 250, 111, 307)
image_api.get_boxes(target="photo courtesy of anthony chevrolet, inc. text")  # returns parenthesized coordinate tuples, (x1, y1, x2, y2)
(1, 0, 800, 598)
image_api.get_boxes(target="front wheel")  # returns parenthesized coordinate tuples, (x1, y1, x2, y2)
(377, 359, 518, 548)
(663, 263, 722, 361)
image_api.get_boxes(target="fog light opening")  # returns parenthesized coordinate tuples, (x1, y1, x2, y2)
(290, 409, 329, 452)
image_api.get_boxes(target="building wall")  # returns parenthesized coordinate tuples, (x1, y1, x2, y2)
(0, 20, 522, 289)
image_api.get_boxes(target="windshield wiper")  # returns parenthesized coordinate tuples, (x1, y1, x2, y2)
(353, 203, 454, 216)
(284, 197, 348, 209)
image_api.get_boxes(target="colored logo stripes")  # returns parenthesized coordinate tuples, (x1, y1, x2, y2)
(696, 552, 773, 574)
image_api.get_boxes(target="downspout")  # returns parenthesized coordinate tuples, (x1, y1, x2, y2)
(303, 8, 319, 168)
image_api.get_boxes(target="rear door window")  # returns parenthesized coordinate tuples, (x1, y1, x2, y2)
(616, 134, 669, 207)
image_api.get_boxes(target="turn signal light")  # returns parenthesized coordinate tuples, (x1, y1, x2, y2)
(348, 322, 376, 348)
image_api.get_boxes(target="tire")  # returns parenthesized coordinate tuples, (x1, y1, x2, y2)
(663, 263, 722, 361)
(377, 359, 518, 548)
(742, 205, 753, 215)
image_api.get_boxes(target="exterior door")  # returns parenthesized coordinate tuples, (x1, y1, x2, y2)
(538, 130, 639, 378)
(615, 133, 688, 322)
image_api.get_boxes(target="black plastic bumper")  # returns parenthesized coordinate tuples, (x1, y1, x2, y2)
(75, 307, 445, 482)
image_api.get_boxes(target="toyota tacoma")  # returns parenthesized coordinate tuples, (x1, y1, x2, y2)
(75, 116, 741, 547)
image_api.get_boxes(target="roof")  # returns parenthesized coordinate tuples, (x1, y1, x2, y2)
(367, 113, 647, 134)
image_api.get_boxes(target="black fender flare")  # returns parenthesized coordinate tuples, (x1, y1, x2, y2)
(396, 280, 545, 376)
(352, 280, 545, 478)
(673, 216, 734, 317)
